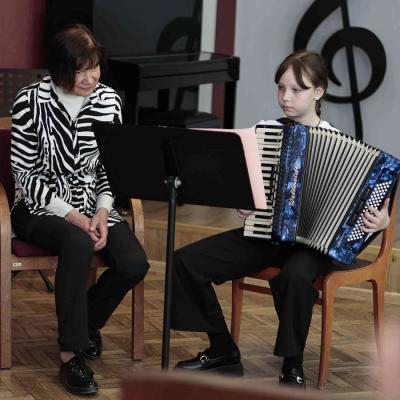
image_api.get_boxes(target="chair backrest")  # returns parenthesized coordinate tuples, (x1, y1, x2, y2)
(0, 69, 48, 117)
(0, 129, 13, 207)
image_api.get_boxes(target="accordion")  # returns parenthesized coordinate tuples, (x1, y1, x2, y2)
(244, 122, 400, 264)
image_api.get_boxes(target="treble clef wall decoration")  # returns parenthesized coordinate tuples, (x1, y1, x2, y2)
(294, 0, 386, 140)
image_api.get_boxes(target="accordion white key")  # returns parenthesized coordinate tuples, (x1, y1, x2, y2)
(244, 123, 400, 264)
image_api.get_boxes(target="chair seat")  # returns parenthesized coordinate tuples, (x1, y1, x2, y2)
(11, 238, 56, 257)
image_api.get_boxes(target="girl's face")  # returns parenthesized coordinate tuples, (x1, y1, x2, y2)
(277, 67, 324, 125)
(72, 62, 101, 97)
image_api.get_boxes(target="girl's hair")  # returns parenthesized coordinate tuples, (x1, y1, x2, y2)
(48, 24, 106, 91)
(274, 51, 328, 116)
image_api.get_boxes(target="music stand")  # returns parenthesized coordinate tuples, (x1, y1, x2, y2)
(93, 123, 256, 369)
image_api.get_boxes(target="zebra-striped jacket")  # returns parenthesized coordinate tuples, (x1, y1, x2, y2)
(11, 75, 123, 225)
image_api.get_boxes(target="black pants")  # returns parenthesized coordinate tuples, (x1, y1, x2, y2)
(11, 202, 149, 352)
(171, 228, 332, 357)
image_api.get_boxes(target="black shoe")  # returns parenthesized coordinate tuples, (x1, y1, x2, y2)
(79, 329, 102, 360)
(59, 355, 98, 395)
(175, 348, 244, 376)
(279, 367, 306, 388)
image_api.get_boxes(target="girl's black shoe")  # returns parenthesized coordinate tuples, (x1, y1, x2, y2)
(279, 367, 306, 388)
(175, 348, 244, 377)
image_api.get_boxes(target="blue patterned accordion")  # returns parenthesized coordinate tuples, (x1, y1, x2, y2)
(244, 123, 400, 264)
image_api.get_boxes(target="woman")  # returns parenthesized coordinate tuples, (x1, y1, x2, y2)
(170, 51, 390, 387)
(11, 24, 149, 395)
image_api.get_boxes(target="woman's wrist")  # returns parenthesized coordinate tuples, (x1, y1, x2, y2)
(96, 194, 113, 213)
(65, 208, 78, 221)
(47, 197, 74, 218)
(96, 207, 109, 217)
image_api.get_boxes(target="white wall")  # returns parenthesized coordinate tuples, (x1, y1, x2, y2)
(199, 0, 217, 113)
(234, 0, 400, 157)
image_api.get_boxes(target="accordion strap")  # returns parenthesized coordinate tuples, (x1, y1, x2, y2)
(276, 117, 295, 126)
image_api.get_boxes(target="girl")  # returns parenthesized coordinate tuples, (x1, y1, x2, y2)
(170, 51, 390, 387)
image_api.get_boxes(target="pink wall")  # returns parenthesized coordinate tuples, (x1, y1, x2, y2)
(0, 0, 46, 68)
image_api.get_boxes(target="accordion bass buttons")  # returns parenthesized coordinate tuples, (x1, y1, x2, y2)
(348, 185, 374, 227)
(348, 201, 365, 226)
(347, 180, 392, 241)
(361, 186, 373, 201)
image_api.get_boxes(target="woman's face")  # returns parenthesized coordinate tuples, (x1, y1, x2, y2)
(277, 67, 324, 124)
(72, 63, 101, 97)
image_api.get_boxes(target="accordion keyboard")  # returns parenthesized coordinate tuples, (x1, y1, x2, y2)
(244, 124, 284, 239)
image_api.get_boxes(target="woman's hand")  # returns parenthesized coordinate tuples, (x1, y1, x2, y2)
(361, 198, 390, 233)
(65, 209, 102, 245)
(89, 208, 109, 251)
(237, 209, 254, 219)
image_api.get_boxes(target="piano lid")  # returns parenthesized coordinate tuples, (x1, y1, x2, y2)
(107, 51, 240, 82)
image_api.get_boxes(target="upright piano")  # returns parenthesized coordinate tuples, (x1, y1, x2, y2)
(106, 51, 240, 128)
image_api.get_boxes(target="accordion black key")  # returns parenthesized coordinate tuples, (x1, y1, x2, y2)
(244, 123, 400, 264)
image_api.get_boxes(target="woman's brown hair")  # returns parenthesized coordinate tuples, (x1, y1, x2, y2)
(274, 51, 328, 116)
(48, 24, 106, 91)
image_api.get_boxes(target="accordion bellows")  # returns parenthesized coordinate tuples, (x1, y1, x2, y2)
(244, 123, 400, 265)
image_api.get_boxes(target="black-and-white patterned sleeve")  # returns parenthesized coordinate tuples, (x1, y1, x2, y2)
(11, 89, 57, 208)
(114, 92, 123, 124)
(95, 92, 122, 198)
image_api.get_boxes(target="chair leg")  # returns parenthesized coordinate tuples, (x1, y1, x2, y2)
(38, 270, 54, 292)
(371, 274, 385, 365)
(318, 283, 336, 389)
(231, 278, 244, 345)
(132, 279, 144, 360)
(0, 265, 12, 368)
(13, 270, 54, 292)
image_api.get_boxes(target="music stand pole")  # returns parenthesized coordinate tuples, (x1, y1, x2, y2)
(161, 176, 181, 369)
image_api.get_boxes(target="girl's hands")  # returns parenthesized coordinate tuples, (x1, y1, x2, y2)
(361, 198, 390, 233)
(237, 209, 254, 219)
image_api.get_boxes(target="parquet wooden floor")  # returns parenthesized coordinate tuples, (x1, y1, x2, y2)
(142, 199, 400, 249)
(3, 262, 400, 399)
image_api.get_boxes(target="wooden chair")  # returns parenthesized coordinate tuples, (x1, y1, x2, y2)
(0, 118, 11, 130)
(0, 69, 48, 117)
(121, 371, 325, 400)
(231, 194, 398, 389)
(0, 128, 145, 368)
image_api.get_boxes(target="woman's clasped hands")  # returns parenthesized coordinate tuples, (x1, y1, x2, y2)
(65, 208, 109, 251)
